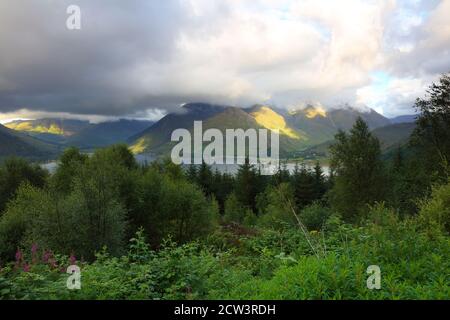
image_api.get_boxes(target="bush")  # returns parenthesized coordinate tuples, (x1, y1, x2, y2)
(223, 193, 247, 224)
(258, 183, 297, 229)
(299, 203, 332, 231)
(417, 180, 450, 237)
(0, 181, 127, 261)
(135, 168, 219, 246)
(0, 157, 48, 215)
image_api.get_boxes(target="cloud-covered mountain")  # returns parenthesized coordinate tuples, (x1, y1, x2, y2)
(129, 103, 392, 157)
(4, 118, 154, 151)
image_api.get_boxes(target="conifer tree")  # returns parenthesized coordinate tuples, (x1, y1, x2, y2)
(329, 117, 386, 220)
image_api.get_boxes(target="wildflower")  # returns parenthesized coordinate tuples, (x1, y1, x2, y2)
(43, 250, 57, 268)
(42, 250, 52, 263)
(23, 264, 30, 272)
(69, 253, 77, 265)
(15, 249, 23, 269)
(31, 243, 38, 264)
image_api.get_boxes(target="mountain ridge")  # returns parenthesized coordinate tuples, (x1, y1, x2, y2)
(0, 123, 59, 161)
(129, 103, 393, 157)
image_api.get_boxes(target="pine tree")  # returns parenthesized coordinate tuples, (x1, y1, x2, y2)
(292, 163, 316, 210)
(186, 164, 198, 183)
(235, 157, 259, 212)
(313, 161, 326, 200)
(329, 117, 386, 220)
(197, 161, 214, 196)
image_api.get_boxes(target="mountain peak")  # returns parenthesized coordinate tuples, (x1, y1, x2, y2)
(250, 105, 300, 139)
(288, 104, 327, 119)
(304, 105, 327, 119)
(181, 103, 226, 115)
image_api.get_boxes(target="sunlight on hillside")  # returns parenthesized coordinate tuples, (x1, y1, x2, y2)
(251, 106, 300, 139)
(305, 106, 327, 119)
(288, 106, 327, 119)
(5, 121, 33, 131)
(5, 122, 64, 135)
(130, 137, 148, 154)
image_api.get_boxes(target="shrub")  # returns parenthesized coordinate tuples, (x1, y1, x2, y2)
(299, 203, 332, 231)
(258, 183, 297, 229)
(417, 180, 450, 237)
(223, 193, 247, 224)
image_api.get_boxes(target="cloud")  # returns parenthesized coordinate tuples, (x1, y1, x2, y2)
(0, 0, 448, 120)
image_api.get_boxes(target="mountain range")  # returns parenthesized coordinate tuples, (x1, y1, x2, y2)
(0, 103, 417, 161)
(128, 103, 409, 158)
(3, 119, 154, 150)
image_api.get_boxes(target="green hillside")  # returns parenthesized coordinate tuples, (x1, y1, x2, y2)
(129, 103, 226, 154)
(5, 118, 91, 137)
(298, 122, 416, 160)
(66, 119, 154, 149)
(0, 124, 59, 161)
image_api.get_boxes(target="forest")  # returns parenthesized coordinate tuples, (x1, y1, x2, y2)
(0, 75, 449, 300)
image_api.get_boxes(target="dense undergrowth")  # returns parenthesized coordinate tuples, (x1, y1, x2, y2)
(1, 198, 448, 300)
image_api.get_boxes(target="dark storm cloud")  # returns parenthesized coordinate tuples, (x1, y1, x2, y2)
(0, 0, 195, 116)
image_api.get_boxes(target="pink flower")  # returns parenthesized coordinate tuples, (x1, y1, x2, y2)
(15, 249, 23, 269)
(42, 250, 52, 263)
(69, 253, 77, 265)
(23, 264, 30, 272)
(15, 249, 23, 262)
(31, 244, 38, 264)
(42, 250, 57, 268)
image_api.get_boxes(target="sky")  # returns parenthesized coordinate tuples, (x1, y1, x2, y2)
(0, 0, 449, 123)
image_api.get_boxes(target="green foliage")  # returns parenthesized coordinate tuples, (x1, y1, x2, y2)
(0, 157, 48, 215)
(417, 180, 450, 237)
(299, 202, 332, 231)
(2, 209, 447, 300)
(235, 158, 260, 212)
(51, 147, 87, 194)
(223, 193, 246, 224)
(0, 180, 126, 261)
(412, 73, 450, 180)
(258, 183, 297, 228)
(329, 118, 387, 220)
(134, 165, 219, 246)
(291, 163, 324, 210)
